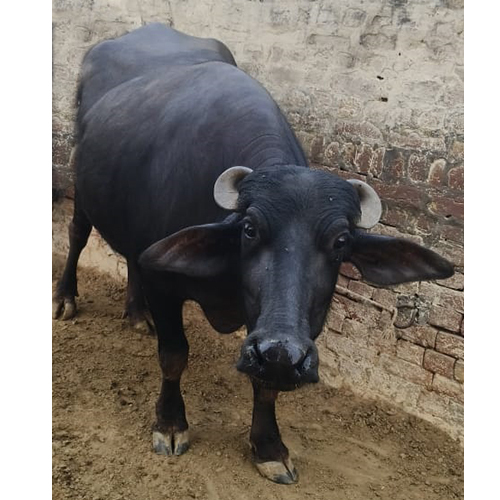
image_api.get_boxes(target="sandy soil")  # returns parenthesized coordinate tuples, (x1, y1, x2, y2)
(52, 255, 463, 500)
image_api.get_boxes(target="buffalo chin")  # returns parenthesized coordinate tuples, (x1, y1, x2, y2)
(236, 361, 320, 391)
(247, 375, 319, 392)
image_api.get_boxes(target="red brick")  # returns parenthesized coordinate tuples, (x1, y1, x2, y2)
(441, 291, 464, 312)
(432, 240, 464, 267)
(396, 339, 425, 366)
(354, 143, 372, 174)
(420, 283, 464, 312)
(369, 147, 385, 178)
(348, 280, 374, 299)
(436, 332, 464, 359)
(423, 349, 455, 378)
(408, 154, 428, 182)
(432, 373, 464, 403)
(351, 144, 385, 178)
(327, 311, 345, 333)
(427, 195, 464, 221)
(372, 288, 397, 309)
(335, 295, 381, 326)
(341, 142, 356, 165)
(383, 150, 405, 182)
(438, 271, 463, 291)
(324, 141, 340, 166)
(399, 325, 438, 348)
(429, 305, 462, 332)
(382, 206, 410, 229)
(447, 166, 464, 191)
(440, 224, 464, 244)
(372, 181, 424, 211)
(415, 214, 435, 234)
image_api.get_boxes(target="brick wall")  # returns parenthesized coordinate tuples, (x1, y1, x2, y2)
(318, 256, 463, 438)
(52, 0, 464, 440)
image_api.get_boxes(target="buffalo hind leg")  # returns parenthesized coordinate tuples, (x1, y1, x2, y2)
(122, 259, 154, 334)
(250, 382, 298, 484)
(146, 289, 190, 456)
(53, 195, 92, 320)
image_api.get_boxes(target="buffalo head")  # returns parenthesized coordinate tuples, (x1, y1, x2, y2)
(139, 165, 454, 391)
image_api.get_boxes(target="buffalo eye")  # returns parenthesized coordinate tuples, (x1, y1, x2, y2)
(243, 221, 257, 239)
(333, 232, 350, 251)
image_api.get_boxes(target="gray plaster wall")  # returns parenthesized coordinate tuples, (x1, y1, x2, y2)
(52, 0, 464, 440)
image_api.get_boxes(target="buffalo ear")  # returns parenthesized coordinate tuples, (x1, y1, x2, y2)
(138, 220, 240, 278)
(348, 231, 454, 286)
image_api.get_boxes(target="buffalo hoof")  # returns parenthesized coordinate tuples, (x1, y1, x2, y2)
(152, 429, 189, 456)
(52, 295, 77, 321)
(122, 309, 155, 335)
(131, 317, 155, 335)
(254, 456, 298, 484)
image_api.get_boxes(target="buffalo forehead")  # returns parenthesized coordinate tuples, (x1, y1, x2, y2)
(239, 167, 360, 223)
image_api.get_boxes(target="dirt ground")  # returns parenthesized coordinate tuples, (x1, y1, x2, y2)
(52, 254, 463, 500)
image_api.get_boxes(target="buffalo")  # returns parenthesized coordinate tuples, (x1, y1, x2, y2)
(53, 24, 454, 484)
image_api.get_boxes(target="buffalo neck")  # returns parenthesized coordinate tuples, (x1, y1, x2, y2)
(234, 133, 307, 171)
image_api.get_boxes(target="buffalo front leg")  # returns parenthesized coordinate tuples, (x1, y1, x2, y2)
(250, 381, 298, 484)
(146, 291, 190, 456)
(53, 194, 92, 320)
(152, 352, 190, 456)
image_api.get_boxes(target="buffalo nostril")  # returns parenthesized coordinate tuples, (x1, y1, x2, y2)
(299, 348, 314, 373)
(252, 341, 264, 365)
(257, 340, 307, 368)
(286, 345, 307, 369)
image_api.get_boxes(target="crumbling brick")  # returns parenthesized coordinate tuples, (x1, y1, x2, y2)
(423, 349, 455, 379)
(454, 360, 464, 383)
(432, 373, 464, 403)
(396, 339, 425, 366)
(428, 305, 462, 332)
(380, 353, 432, 387)
(435, 331, 464, 359)
(447, 166, 464, 190)
(372, 288, 397, 309)
(348, 280, 374, 299)
(326, 311, 345, 334)
(399, 325, 438, 348)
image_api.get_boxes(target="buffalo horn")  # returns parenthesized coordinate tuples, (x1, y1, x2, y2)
(214, 166, 253, 210)
(347, 179, 382, 229)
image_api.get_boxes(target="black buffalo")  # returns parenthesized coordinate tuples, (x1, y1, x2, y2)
(53, 24, 454, 484)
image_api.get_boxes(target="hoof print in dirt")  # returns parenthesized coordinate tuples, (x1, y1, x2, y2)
(52, 295, 77, 321)
(255, 457, 298, 485)
(153, 430, 190, 456)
